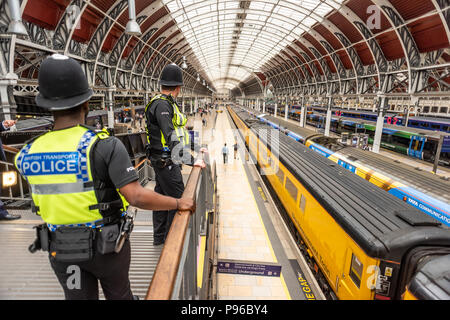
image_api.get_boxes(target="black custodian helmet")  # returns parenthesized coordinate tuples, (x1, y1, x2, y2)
(35, 54, 93, 111)
(160, 63, 184, 87)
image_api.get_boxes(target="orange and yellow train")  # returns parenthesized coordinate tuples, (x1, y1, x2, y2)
(228, 106, 450, 300)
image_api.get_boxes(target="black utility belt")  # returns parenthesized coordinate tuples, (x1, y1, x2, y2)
(29, 219, 132, 263)
(151, 157, 174, 169)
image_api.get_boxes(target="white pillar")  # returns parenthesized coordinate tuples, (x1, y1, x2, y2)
(324, 96, 333, 137)
(299, 96, 306, 128)
(274, 101, 278, 118)
(373, 95, 388, 154)
(106, 87, 115, 129)
(182, 97, 185, 113)
(284, 96, 288, 121)
(263, 99, 266, 113)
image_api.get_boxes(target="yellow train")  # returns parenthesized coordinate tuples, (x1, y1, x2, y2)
(228, 107, 450, 300)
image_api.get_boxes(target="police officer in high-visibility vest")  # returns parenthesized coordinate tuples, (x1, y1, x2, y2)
(15, 54, 198, 300)
(145, 64, 196, 246)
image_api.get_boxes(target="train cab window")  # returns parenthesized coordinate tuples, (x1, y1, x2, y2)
(440, 107, 448, 114)
(285, 176, 298, 201)
(349, 254, 363, 289)
(423, 106, 430, 113)
(299, 194, 306, 213)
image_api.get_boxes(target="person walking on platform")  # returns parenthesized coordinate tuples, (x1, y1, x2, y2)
(222, 143, 229, 164)
(144, 63, 205, 247)
(233, 141, 239, 160)
(0, 119, 21, 220)
(15, 54, 197, 300)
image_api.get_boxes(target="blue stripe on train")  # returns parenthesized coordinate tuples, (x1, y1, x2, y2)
(309, 143, 333, 158)
(389, 186, 450, 227)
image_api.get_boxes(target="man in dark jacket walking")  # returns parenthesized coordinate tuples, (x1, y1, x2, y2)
(0, 119, 21, 220)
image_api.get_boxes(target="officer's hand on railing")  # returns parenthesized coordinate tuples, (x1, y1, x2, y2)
(194, 159, 206, 168)
(177, 198, 196, 214)
(3, 120, 16, 128)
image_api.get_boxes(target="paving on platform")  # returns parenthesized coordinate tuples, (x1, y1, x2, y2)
(204, 108, 294, 300)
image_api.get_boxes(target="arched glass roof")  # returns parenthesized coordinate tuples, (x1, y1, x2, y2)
(163, 0, 344, 91)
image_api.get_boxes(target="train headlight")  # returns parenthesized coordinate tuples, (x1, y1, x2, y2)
(2, 171, 17, 187)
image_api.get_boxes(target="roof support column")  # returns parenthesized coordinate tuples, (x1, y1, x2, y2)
(0, 75, 17, 121)
(324, 95, 333, 137)
(284, 96, 288, 121)
(262, 97, 266, 114)
(432, 135, 444, 174)
(372, 93, 389, 154)
(0, 30, 17, 121)
(299, 95, 306, 128)
(274, 99, 278, 118)
(106, 86, 116, 129)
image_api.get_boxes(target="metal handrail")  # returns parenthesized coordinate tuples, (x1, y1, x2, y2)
(146, 152, 205, 300)
(3, 145, 19, 153)
(146, 153, 221, 300)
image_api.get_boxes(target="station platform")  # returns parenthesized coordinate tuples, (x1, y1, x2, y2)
(199, 108, 322, 300)
(0, 109, 322, 300)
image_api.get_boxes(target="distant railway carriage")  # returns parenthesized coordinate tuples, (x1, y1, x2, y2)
(269, 104, 450, 167)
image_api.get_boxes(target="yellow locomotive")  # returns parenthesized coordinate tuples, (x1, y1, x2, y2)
(228, 106, 450, 300)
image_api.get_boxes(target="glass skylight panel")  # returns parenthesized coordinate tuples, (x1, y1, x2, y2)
(161, 0, 340, 90)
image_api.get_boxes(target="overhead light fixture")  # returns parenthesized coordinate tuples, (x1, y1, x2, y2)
(203, 80, 206, 86)
(197, 74, 200, 82)
(7, 0, 28, 36)
(125, 0, 142, 36)
(181, 56, 188, 69)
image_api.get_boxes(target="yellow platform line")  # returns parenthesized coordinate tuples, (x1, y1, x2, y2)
(239, 129, 292, 300)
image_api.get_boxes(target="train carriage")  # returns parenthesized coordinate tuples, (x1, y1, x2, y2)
(229, 106, 450, 300)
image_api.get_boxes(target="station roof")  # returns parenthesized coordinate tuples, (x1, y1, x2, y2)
(8, 0, 450, 96)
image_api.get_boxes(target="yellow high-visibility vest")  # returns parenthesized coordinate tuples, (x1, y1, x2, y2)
(145, 94, 190, 150)
(15, 126, 128, 226)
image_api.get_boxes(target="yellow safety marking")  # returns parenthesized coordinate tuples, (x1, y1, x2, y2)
(257, 187, 267, 201)
(197, 235, 207, 288)
(243, 164, 292, 300)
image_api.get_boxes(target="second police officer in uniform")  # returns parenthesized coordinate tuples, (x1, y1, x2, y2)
(15, 54, 200, 300)
(144, 63, 204, 246)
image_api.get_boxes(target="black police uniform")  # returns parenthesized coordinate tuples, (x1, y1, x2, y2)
(145, 96, 193, 245)
(49, 131, 139, 300)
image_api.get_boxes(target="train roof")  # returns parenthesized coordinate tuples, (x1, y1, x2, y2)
(234, 108, 450, 261)
(253, 109, 450, 204)
(407, 254, 450, 300)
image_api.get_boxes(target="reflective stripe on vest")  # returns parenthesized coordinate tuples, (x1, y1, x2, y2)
(15, 126, 127, 226)
(145, 94, 190, 149)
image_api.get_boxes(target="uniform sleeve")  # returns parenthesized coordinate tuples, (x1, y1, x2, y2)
(95, 137, 139, 189)
(154, 102, 179, 151)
